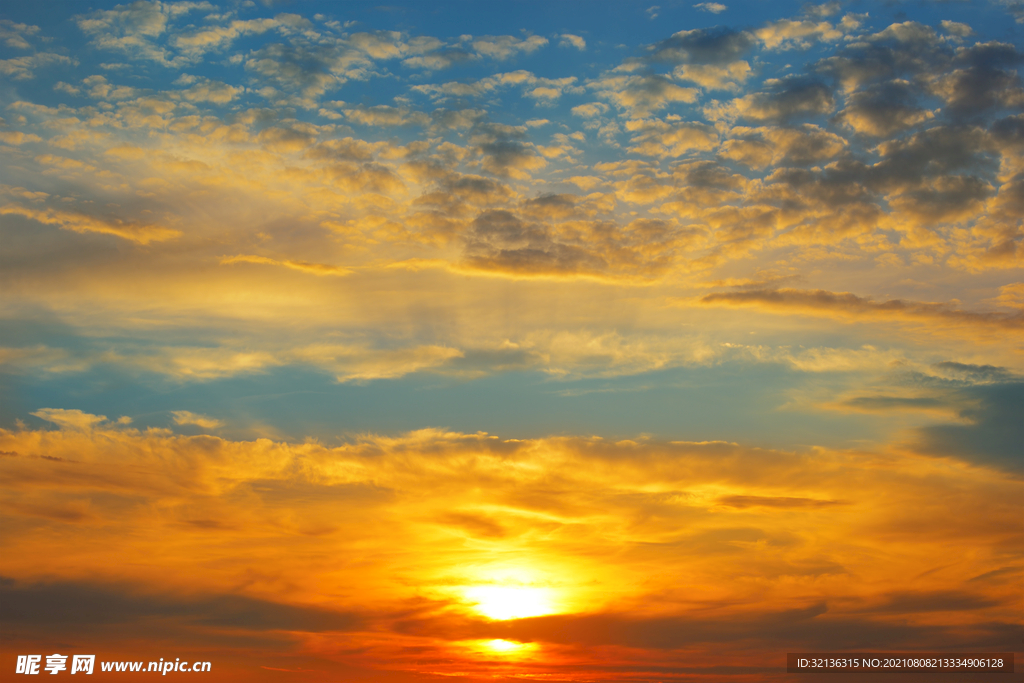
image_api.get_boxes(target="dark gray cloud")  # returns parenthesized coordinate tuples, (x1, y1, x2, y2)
(916, 382, 1024, 474)
(934, 362, 1017, 384)
(246, 43, 345, 97)
(834, 80, 933, 137)
(732, 75, 835, 123)
(467, 122, 545, 178)
(867, 590, 1001, 614)
(940, 41, 1024, 117)
(0, 577, 365, 632)
(873, 126, 995, 182)
(765, 165, 876, 206)
(412, 172, 511, 211)
(816, 25, 1024, 135)
(700, 287, 1024, 331)
(463, 209, 606, 275)
(394, 601, 1016, 653)
(457, 203, 688, 278)
(765, 126, 997, 215)
(814, 22, 952, 90)
(675, 160, 746, 188)
(648, 26, 753, 64)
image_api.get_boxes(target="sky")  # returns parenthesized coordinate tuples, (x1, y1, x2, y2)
(0, 0, 1022, 680)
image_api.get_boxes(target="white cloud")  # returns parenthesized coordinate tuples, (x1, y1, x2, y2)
(31, 408, 108, 431)
(171, 410, 224, 429)
(694, 3, 727, 14)
(572, 102, 610, 118)
(0, 53, 75, 80)
(0, 19, 40, 49)
(472, 35, 548, 60)
(589, 74, 699, 116)
(559, 34, 586, 50)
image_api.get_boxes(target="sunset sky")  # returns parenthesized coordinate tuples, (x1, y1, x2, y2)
(1, 0, 1022, 680)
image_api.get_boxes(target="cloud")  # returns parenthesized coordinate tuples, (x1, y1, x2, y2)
(462, 208, 604, 276)
(834, 81, 935, 137)
(673, 61, 751, 90)
(31, 408, 108, 431)
(0, 418, 1018, 676)
(932, 361, 1016, 384)
(0, 5, 1021, 676)
(1, 205, 181, 244)
(915, 382, 1024, 473)
(0, 19, 40, 49)
(625, 118, 719, 157)
(559, 34, 585, 51)
(76, 1, 213, 66)
(173, 75, 244, 103)
(402, 49, 475, 70)
(460, 206, 696, 281)
(240, 30, 455, 101)
(0, 346, 86, 375)
(865, 590, 1001, 614)
(571, 102, 609, 118)
(467, 122, 547, 179)
(220, 254, 351, 276)
(171, 411, 224, 430)
(343, 105, 431, 127)
(471, 35, 548, 61)
(76, 1, 188, 39)
(756, 18, 843, 51)
(694, 3, 727, 14)
(1002, 0, 1024, 23)
(933, 41, 1024, 117)
(171, 16, 288, 59)
(246, 43, 350, 99)
(699, 288, 1024, 332)
(841, 395, 952, 416)
(0, 53, 75, 80)
(716, 495, 845, 508)
(940, 20, 973, 38)
(0, 130, 42, 145)
(293, 344, 464, 382)
(648, 27, 753, 65)
(720, 124, 846, 168)
(411, 71, 579, 104)
(81, 74, 138, 100)
(1, 578, 364, 633)
(590, 73, 700, 116)
(705, 75, 834, 123)
(994, 282, 1024, 309)
(120, 348, 284, 381)
(813, 21, 951, 92)
(52, 81, 81, 96)
(37, 340, 464, 384)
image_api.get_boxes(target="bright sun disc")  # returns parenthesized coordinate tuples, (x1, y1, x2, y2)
(464, 585, 552, 620)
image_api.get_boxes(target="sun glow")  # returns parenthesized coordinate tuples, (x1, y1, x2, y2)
(464, 585, 554, 620)
(482, 639, 532, 653)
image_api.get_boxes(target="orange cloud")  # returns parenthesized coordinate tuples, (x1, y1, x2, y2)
(1, 204, 181, 244)
(220, 254, 351, 276)
(699, 287, 1024, 331)
(0, 422, 1019, 679)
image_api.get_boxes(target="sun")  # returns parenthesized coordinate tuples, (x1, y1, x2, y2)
(462, 639, 539, 659)
(463, 585, 553, 620)
(481, 639, 533, 653)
